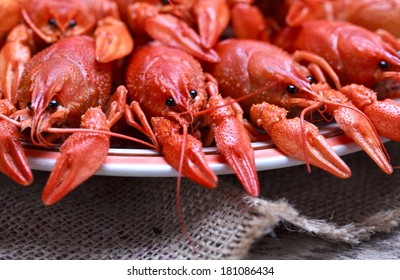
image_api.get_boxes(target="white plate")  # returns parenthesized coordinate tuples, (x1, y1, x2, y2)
(23, 122, 380, 177)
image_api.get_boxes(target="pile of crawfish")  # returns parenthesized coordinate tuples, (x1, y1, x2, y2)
(0, 0, 399, 205)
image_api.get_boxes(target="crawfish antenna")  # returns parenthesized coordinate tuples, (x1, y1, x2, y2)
(176, 124, 199, 256)
(44, 127, 157, 149)
(292, 50, 342, 90)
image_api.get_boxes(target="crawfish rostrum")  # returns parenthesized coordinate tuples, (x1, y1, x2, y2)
(0, 0, 399, 205)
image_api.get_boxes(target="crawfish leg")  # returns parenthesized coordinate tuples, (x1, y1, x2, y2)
(104, 85, 128, 126)
(127, 101, 217, 188)
(125, 101, 160, 150)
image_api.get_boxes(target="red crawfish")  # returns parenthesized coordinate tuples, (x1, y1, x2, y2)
(275, 19, 400, 142)
(285, 0, 400, 37)
(207, 39, 393, 177)
(124, 42, 259, 197)
(0, 0, 135, 127)
(14, 0, 133, 63)
(0, 36, 151, 205)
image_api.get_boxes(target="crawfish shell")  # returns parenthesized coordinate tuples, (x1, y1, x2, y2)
(17, 35, 113, 126)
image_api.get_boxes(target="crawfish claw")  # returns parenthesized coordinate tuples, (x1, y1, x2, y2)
(41, 131, 110, 205)
(333, 106, 393, 174)
(0, 120, 33, 185)
(362, 99, 400, 142)
(152, 117, 217, 189)
(94, 17, 134, 63)
(42, 108, 111, 205)
(214, 118, 259, 196)
(144, 14, 220, 63)
(193, 0, 230, 49)
(206, 90, 259, 196)
(251, 103, 351, 178)
(340, 84, 400, 142)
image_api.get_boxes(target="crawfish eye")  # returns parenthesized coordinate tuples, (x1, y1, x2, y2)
(379, 60, 389, 69)
(69, 19, 77, 28)
(48, 100, 58, 110)
(48, 18, 56, 26)
(306, 75, 315, 84)
(286, 84, 298, 94)
(27, 101, 32, 109)
(165, 98, 176, 107)
(161, 0, 170, 5)
(189, 89, 197, 99)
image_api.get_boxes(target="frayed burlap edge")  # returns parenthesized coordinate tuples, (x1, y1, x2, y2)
(227, 196, 400, 259)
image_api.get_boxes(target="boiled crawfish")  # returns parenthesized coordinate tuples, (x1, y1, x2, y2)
(124, 42, 259, 196)
(285, 0, 400, 37)
(9, 0, 134, 63)
(0, 0, 135, 127)
(275, 20, 400, 142)
(0, 36, 147, 205)
(207, 38, 393, 177)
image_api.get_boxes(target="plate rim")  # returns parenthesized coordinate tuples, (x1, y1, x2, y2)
(24, 132, 379, 177)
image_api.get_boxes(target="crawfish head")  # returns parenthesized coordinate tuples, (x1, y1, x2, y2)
(17, 36, 112, 146)
(344, 27, 400, 86)
(291, 20, 400, 88)
(21, 0, 96, 43)
(209, 39, 317, 114)
(126, 44, 208, 127)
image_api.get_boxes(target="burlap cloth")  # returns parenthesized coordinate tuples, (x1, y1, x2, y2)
(0, 141, 399, 260)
